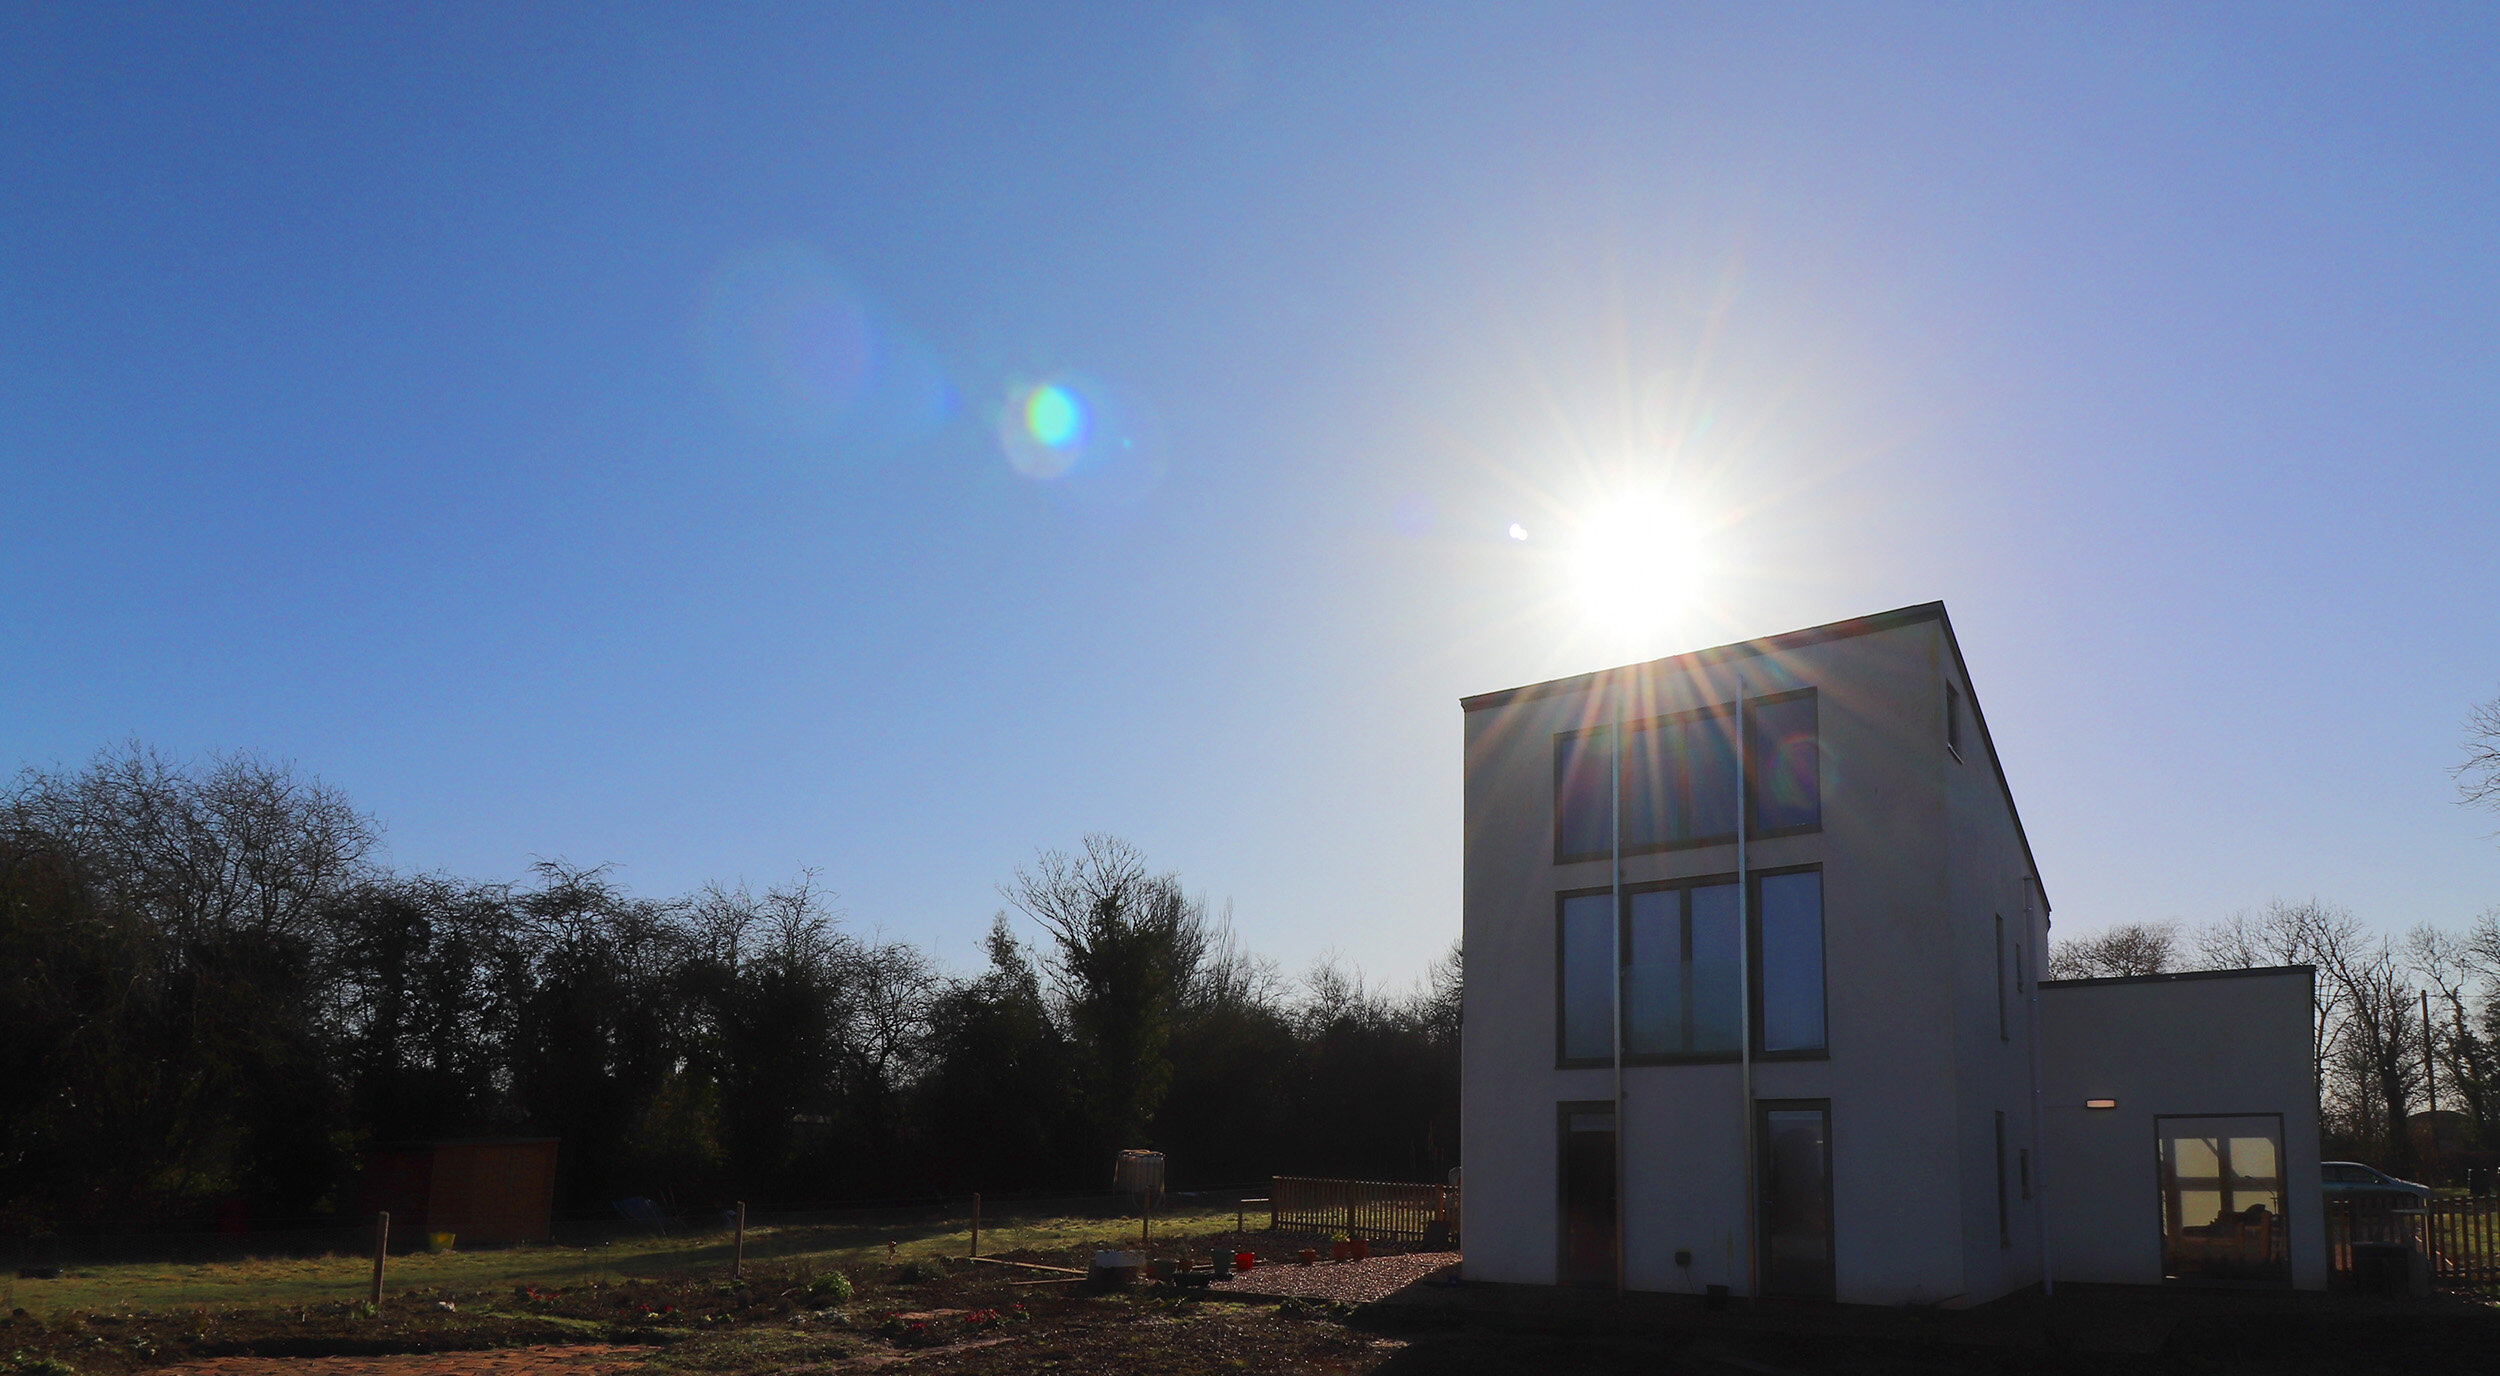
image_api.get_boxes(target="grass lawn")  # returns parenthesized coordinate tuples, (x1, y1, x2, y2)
(2, 1206, 1231, 1318)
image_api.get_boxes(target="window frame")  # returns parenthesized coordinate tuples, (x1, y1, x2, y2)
(1749, 863, 1830, 1060)
(1555, 863, 1829, 1068)
(1945, 681, 1965, 762)
(1553, 885, 1618, 1068)
(1553, 691, 1822, 864)
(1551, 723, 1617, 865)
(1755, 1098, 1837, 1299)
(1743, 688, 1823, 839)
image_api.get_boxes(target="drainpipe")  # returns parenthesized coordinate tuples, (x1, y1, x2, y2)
(1737, 669, 1755, 1299)
(2025, 877, 2051, 1296)
(1611, 676, 1627, 1295)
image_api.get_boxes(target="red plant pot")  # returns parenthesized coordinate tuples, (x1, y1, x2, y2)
(1350, 1238, 1369, 1261)
(1298, 1248, 1317, 1267)
(1235, 1252, 1256, 1272)
(1330, 1240, 1352, 1263)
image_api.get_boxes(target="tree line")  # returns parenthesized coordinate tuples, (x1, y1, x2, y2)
(2050, 899, 2500, 1182)
(0, 747, 1458, 1233)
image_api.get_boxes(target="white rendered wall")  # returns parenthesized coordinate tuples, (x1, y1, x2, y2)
(1460, 614, 2031, 1304)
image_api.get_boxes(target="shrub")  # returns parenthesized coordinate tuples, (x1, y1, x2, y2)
(808, 1271, 853, 1304)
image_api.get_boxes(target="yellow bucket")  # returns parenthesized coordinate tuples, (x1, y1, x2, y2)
(427, 1232, 456, 1253)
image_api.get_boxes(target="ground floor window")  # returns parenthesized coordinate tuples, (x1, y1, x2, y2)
(1757, 1100, 1834, 1297)
(2156, 1114, 2288, 1285)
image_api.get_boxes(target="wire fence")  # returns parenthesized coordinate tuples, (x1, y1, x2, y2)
(0, 1184, 1275, 1275)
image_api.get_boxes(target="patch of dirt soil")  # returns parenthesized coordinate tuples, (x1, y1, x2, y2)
(161, 1345, 656, 1376)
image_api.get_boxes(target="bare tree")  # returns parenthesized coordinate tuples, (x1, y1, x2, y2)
(2405, 923, 2498, 1140)
(1006, 835, 1215, 1152)
(2048, 920, 2180, 979)
(2459, 692, 2500, 816)
(2195, 899, 2367, 1103)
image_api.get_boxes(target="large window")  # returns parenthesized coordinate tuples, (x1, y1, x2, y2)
(2157, 1115, 2289, 1285)
(1625, 881, 1743, 1056)
(1623, 708, 1739, 851)
(1554, 690, 1818, 862)
(1557, 867, 1826, 1065)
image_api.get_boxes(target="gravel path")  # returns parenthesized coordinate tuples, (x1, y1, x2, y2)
(1206, 1251, 1459, 1305)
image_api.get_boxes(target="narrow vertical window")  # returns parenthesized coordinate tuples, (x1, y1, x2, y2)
(1554, 727, 1613, 861)
(1755, 870, 1825, 1054)
(1558, 894, 1613, 1063)
(1996, 914, 2008, 1042)
(1945, 682, 1964, 761)
(2014, 937, 2027, 996)
(1748, 691, 1820, 833)
(1995, 1110, 2010, 1248)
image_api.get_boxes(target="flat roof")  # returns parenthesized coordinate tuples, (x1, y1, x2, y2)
(1457, 600, 2052, 916)
(2040, 964, 2314, 990)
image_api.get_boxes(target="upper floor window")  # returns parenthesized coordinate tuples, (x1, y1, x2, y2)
(1554, 690, 1819, 861)
(1748, 691, 1820, 835)
(1556, 866, 1825, 1065)
(1945, 682, 1965, 761)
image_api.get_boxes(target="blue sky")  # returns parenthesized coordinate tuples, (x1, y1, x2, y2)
(5, 3, 2496, 982)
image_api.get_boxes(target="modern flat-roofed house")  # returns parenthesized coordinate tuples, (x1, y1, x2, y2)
(1458, 602, 2322, 1304)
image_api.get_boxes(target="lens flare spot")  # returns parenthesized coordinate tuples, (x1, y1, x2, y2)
(1508, 523, 1530, 541)
(1026, 384, 1085, 449)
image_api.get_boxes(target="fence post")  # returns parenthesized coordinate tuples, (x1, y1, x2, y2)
(369, 1212, 389, 1308)
(971, 1193, 980, 1260)
(733, 1202, 746, 1279)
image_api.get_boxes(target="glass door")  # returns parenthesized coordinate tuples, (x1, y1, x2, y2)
(2156, 1114, 2288, 1284)
(1757, 1100, 1834, 1297)
(1559, 1105, 1616, 1287)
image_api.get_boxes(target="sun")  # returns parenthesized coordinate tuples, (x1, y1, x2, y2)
(1570, 494, 1710, 636)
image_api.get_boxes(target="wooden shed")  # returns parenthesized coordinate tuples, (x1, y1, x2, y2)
(357, 1138, 559, 1247)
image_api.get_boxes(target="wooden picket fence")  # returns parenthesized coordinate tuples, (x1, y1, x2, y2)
(2328, 1195, 2500, 1294)
(1267, 1176, 1457, 1246)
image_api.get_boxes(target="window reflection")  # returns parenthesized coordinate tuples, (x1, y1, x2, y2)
(2157, 1115, 2288, 1285)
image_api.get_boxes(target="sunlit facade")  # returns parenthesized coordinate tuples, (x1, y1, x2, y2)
(1457, 603, 2323, 1303)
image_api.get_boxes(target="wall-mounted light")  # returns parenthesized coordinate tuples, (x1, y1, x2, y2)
(2084, 1099, 2117, 1111)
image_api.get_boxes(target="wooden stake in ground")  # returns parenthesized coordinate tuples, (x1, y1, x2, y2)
(369, 1211, 389, 1308)
(971, 1193, 981, 1260)
(733, 1201, 746, 1279)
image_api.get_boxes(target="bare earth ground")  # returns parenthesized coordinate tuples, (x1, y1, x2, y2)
(8, 1228, 2499, 1376)
(163, 1347, 655, 1376)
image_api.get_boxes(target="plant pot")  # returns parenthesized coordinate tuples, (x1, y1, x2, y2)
(1330, 1240, 1352, 1263)
(1349, 1238, 1368, 1261)
(1234, 1251, 1257, 1272)
(1298, 1248, 1317, 1267)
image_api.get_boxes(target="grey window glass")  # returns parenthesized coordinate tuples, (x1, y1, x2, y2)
(1554, 729, 1612, 859)
(1758, 870, 1825, 1052)
(1750, 694, 1819, 832)
(1759, 1105, 1833, 1297)
(1560, 894, 1613, 1061)
(1620, 722, 1673, 847)
(1622, 711, 1736, 848)
(1684, 712, 1739, 839)
(1689, 882, 1743, 1053)
(1624, 890, 1681, 1057)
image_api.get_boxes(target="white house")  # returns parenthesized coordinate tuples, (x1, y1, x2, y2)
(1457, 602, 2321, 1304)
